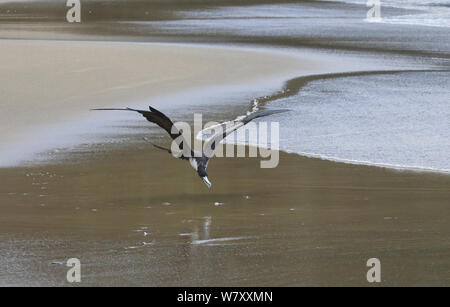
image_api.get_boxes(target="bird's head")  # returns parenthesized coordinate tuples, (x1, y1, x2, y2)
(198, 168, 212, 189)
(202, 176, 212, 189)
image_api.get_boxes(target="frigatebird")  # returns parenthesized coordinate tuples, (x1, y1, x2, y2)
(92, 106, 287, 188)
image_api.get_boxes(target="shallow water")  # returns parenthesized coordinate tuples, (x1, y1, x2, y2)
(328, 0, 450, 28)
(265, 71, 450, 172)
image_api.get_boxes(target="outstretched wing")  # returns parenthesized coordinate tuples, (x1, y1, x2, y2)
(149, 142, 189, 160)
(241, 109, 289, 125)
(204, 109, 289, 153)
(92, 106, 194, 157)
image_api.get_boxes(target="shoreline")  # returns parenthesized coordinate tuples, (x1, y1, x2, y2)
(0, 39, 319, 167)
(1, 39, 447, 174)
(0, 38, 381, 168)
(238, 69, 450, 175)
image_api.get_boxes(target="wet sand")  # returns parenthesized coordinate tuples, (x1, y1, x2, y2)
(0, 144, 449, 286)
(1, 1, 449, 287)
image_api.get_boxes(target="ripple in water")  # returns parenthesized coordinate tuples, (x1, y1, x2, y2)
(272, 71, 450, 172)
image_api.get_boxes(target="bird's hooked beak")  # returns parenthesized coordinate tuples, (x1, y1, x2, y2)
(202, 176, 212, 189)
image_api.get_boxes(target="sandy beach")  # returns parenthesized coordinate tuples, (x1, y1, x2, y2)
(0, 39, 328, 165)
(1, 144, 449, 286)
(1, 0, 449, 287)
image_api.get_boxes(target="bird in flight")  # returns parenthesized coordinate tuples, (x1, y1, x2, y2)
(92, 106, 287, 189)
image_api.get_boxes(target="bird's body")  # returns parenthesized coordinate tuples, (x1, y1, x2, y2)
(189, 157, 198, 170)
(92, 106, 287, 189)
